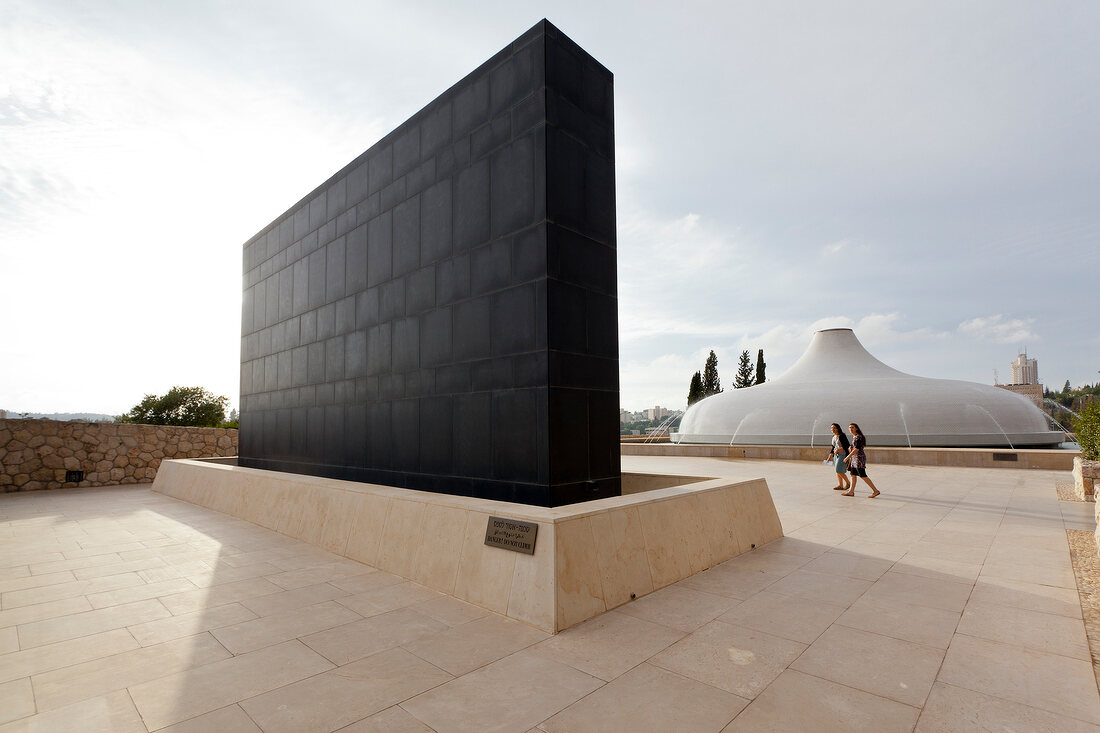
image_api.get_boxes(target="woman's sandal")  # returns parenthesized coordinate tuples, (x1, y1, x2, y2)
(840, 491, 854, 497)
(868, 491, 880, 499)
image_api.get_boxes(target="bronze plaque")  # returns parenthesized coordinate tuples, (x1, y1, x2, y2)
(484, 516, 538, 555)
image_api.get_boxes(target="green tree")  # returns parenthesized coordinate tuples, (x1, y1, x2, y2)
(755, 349, 766, 385)
(702, 351, 722, 397)
(116, 386, 229, 427)
(1076, 401, 1100, 461)
(1064, 379, 1072, 393)
(735, 350, 754, 388)
(687, 371, 705, 406)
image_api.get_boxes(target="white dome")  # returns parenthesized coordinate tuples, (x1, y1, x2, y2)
(673, 329, 1063, 448)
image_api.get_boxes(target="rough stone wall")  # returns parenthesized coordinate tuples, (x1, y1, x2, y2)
(0, 419, 237, 492)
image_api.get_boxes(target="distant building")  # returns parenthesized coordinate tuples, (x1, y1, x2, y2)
(0, 410, 6, 420)
(1010, 350, 1039, 385)
(619, 409, 632, 424)
(647, 406, 670, 421)
(997, 383, 1044, 409)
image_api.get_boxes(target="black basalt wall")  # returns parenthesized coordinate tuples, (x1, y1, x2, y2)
(238, 20, 619, 507)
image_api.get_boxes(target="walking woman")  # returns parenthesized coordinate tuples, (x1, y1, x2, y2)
(828, 423, 851, 491)
(841, 422, 881, 498)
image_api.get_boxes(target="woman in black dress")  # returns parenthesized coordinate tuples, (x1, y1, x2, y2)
(841, 422, 881, 498)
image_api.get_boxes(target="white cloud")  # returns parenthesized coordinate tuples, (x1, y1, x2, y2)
(0, 15, 385, 413)
(957, 315, 1037, 344)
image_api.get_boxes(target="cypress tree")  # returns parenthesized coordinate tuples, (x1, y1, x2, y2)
(687, 371, 704, 406)
(702, 351, 722, 397)
(735, 350, 754, 388)
(755, 349, 766, 385)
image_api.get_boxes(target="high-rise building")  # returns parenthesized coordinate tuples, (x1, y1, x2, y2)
(1010, 350, 1039, 385)
(647, 406, 669, 421)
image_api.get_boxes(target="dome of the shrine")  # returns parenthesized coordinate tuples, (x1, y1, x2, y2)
(672, 329, 1063, 448)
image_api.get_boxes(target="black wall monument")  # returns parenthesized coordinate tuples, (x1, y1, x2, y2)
(238, 20, 619, 507)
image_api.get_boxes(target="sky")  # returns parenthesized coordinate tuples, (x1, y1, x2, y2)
(2, 0, 1098, 415)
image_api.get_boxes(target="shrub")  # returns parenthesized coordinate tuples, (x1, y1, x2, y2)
(1076, 401, 1100, 461)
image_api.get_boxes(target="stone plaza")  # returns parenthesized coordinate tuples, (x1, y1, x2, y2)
(1, 455, 1096, 732)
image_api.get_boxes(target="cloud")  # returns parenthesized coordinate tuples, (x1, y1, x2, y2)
(957, 315, 1037, 344)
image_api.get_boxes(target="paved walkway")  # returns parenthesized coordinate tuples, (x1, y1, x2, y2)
(0, 457, 1097, 732)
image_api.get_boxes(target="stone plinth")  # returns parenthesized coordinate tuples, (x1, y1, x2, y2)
(152, 459, 783, 633)
(1076, 457, 1099, 502)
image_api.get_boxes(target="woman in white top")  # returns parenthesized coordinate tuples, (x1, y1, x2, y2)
(828, 423, 851, 492)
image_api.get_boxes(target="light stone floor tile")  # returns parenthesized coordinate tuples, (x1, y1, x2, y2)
(979, 559, 1077, 589)
(211, 600, 362, 654)
(0, 568, 30, 582)
(337, 581, 443, 617)
(800, 550, 894, 581)
(791, 624, 945, 707)
(860, 571, 974, 612)
(722, 669, 920, 733)
(302, 607, 449, 666)
(401, 650, 602, 733)
(834, 594, 961, 649)
(0, 628, 138, 684)
(956, 600, 1090, 660)
(336, 705, 433, 732)
(0, 627, 16, 655)
(0, 572, 144, 609)
(25, 555, 126, 576)
(62, 542, 148, 559)
(650, 620, 806, 699)
(983, 544, 1072, 569)
(731, 548, 812, 575)
(968, 576, 1083, 619)
(916, 682, 1100, 733)
(144, 561, 212, 580)
(159, 577, 285, 615)
(72, 557, 168, 581)
(913, 529, 993, 549)
(527, 609, 684, 681)
(763, 569, 873, 606)
(891, 554, 982, 583)
(329, 570, 405, 595)
(677, 564, 786, 600)
(266, 561, 376, 590)
(410, 595, 489, 627)
(0, 678, 35, 726)
(0, 571, 76, 595)
(239, 582, 350, 617)
(17, 598, 170, 648)
(241, 647, 452, 733)
(716, 590, 847, 644)
(157, 704, 262, 733)
(404, 613, 549, 676)
(31, 631, 231, 711)
(615, 584, 739, 632)
(754, 536, 832, 558)
(541, 662, 748, 733)
(183, 561, 282, 588)
(127, 601, 257, 646)
(0, 689, 147, 733)
(833, 539, 910, 561)
(938, 633, 1100, 724)
(128, 639, 334, 730)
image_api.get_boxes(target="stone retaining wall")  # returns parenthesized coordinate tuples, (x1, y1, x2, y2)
(0, 419, 237, 492)
(621, 442, 1078, 470)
